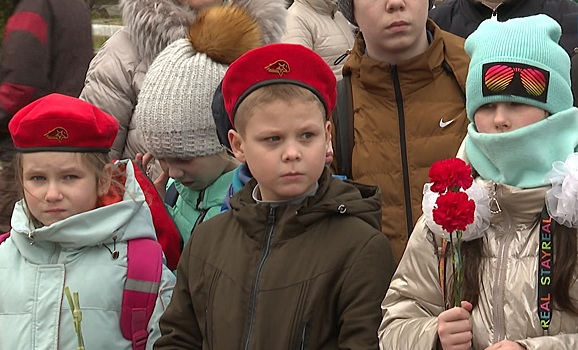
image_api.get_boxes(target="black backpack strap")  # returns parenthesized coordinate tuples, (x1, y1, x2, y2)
(164, 182, 179, 207)
(570, 53, 578, 107)
(333, 74, 354, 179)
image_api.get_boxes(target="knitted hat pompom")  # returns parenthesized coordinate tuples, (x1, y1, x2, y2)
(188, 5, 263, 65)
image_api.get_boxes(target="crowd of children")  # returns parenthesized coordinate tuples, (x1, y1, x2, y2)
(0, 1, 578, 348)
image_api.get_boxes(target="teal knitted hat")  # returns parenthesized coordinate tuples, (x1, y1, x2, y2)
(465, 15, 572, 121)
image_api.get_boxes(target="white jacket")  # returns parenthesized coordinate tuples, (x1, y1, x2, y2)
(0, 161, 176, 350)
(283, 0, 355, 80)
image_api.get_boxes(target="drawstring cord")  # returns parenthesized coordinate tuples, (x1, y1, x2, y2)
(334, 49, 351, 66)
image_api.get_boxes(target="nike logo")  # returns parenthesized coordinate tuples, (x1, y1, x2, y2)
(439, 117, 458, 128)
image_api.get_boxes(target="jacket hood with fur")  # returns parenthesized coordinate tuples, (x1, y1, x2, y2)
(120, 0, 286, 68)
(121, 0, 194, 68)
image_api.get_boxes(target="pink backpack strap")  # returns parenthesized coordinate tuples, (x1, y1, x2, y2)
(121, 238, 163, 350)
(0, 232, 9, 243)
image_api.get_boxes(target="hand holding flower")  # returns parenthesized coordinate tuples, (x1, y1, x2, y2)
(438, 301, 473, 350)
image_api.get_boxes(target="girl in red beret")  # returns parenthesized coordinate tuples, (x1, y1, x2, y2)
(0, 93, 176, 350)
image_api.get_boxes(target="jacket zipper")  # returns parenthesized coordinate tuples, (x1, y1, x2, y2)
(489, 2, 502, 20)
(243, 205, 277, 350)
(490, 183, 514, 343)
(391, 65, 413, 237)
(191, 189, 208, 236)
(205, 270, 220, 350)
(491, 7, 498, 20)
(299, 322, 309, 350)
(51, 243, 61, 264)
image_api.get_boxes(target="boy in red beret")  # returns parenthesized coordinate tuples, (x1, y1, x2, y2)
(155, 43, 395, 350)
(0, 93, 175, 349)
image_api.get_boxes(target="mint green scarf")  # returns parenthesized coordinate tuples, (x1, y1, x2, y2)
(465, 107, 578, 188)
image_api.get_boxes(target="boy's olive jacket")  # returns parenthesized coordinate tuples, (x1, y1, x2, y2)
(155, 168, 395, 349)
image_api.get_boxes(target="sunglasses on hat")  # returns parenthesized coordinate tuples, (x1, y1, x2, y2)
(482, 62, 549, 103)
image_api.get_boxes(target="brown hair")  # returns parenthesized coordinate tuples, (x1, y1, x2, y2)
(234, 84, 325, 135)
(458, 222, 578, 315)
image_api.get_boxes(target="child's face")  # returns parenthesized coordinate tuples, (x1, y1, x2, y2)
(229, 99, 331, 201)
(158, 152, 232, 191)
(21, 152, 108, 226)
(353, 0, 429, 62)
(474, 102, 548, 133)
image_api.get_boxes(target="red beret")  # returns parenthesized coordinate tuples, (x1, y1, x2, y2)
(222, 43, 337, 126)
(9, 93, 119, 153)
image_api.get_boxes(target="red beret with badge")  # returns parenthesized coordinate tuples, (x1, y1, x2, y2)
(9, 93, 119, 153)
(221, 43, 337, 126)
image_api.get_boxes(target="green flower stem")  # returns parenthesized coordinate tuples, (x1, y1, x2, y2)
(450, 230, 464, 308)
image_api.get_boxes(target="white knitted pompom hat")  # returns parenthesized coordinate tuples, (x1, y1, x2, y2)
(136, 3, 286, 159)
(137, 40, 227, 159)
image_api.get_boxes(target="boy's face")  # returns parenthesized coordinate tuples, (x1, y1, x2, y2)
(354, 0, 429, 62)
(21, 152, 108, 226)
(228, 99, 331, 202)
(159, 152, 232, 191)
(474, 102, 548, 133)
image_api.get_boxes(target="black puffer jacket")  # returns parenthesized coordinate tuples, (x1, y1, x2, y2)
(429, 0, 578, 55)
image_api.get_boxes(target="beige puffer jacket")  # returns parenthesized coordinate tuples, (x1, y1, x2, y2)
(283, 0, 354, 80)
(379, 178, 578, 349)
(80, 0, 194, 162)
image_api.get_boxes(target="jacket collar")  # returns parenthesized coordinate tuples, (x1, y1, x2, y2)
(9, 161, 157, 263)
(175, 169, 237, 210)
(463, 0, 544, 20)
(478, 178, 548, 226)
(229, 168, 382, 243)
(344, 20, 451, 94)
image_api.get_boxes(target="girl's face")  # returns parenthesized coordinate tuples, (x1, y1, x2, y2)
(474, 102, 548, 133)
(21, 152, 110, 226)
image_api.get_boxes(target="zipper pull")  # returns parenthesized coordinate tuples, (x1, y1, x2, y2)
(196, 189, 205, 210)
(491, 8, 498, 20)
(333, 49, 351, 66)
(28, 231, 35, 245)
(489, 183, 501, 214)
(267, 206, 276, 225)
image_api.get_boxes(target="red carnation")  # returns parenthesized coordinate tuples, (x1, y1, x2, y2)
(433, 191, 475, 233)
(428, 158, 473, 193)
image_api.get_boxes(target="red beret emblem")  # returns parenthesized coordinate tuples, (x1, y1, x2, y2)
(264, 60, 290, 77)
(44, 127, 69, 142)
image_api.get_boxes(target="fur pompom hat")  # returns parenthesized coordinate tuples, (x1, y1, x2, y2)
(136, 1, 286, 159)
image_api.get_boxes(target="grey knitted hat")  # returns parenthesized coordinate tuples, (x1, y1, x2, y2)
(136, 40, 227, 159)
(136, 3, 286, 159)
(338, 0, 355, 25)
